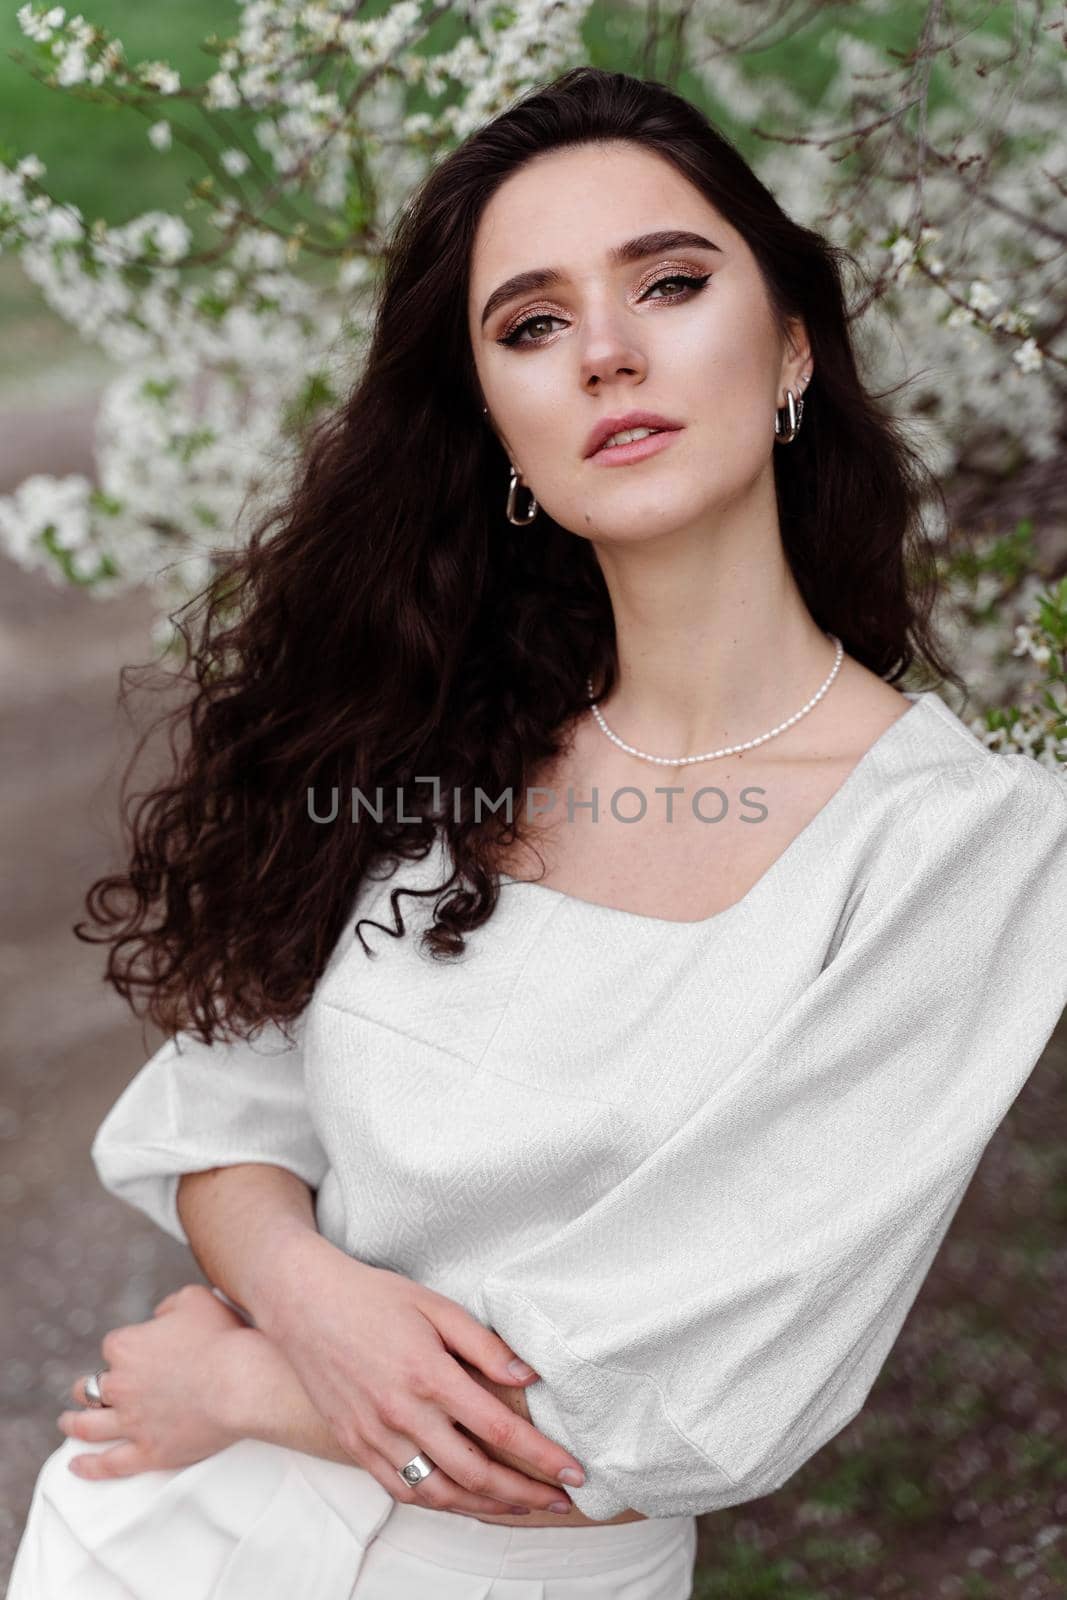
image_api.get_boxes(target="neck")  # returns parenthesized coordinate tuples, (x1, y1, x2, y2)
(591, 495, 835, 757)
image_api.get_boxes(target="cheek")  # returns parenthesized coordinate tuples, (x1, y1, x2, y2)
(500, 394, 572, 485)
(678, 287, 779, 415)
(686, 346, 780, 474)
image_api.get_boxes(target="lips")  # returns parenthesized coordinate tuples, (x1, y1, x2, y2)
(583, 411, 684, 459)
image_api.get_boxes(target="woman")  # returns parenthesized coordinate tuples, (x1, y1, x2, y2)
(10, 63, 1067, 1600)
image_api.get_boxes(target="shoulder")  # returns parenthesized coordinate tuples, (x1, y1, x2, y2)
(828, 690, 1065, 956)
(907, 686, 1064, 801)
(854, 685, 1067, 891)
(908, 740, 1067, 883)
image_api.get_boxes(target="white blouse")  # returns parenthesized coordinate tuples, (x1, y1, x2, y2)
(90, 689, 1067, 1520)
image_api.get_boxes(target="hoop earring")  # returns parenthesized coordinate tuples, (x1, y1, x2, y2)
(774, 386, 805, 444)
(506, 465, 539, 525)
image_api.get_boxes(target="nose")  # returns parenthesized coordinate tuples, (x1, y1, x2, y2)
(577, 297, 648, 393)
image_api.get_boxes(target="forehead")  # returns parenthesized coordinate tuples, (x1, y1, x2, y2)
(468, 141, 730, 297)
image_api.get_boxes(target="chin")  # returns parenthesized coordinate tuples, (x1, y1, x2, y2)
(602, 505, 706, 542)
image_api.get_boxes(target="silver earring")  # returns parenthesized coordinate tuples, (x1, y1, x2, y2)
(483, 405, 538, 522)
(774, 384, 805, 444)
(506, 465, 538, 525)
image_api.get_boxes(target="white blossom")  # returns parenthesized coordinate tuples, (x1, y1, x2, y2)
(1012, 337, 1043, 374)
(17, 4, 64, 43)
(56, 46, 90, 86)
(39, 204, 83, 244)
(889, 235, 915, 272)
(205, 71, 241, 110)
(148, 120, 172, 151)
(0, 473, 91, 563)
(139, 60, 180, 94)
(233, 230, 287, 270)
(968, 280, 1000, 314)
(152, 215, 191, 262)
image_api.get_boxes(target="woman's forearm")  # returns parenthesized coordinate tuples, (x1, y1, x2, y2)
(176, 1163, 332, 1337)
(217, 1325, 353, 1462)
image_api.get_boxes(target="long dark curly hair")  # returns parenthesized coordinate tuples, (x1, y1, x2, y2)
(77, 65, 964, 1046)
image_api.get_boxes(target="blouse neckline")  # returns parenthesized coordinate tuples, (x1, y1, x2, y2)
(496, 690, 934, 931)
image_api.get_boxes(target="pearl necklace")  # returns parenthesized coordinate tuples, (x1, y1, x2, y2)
(586, 634, 844, 767)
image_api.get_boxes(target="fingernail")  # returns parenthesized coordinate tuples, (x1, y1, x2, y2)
(558, 1467, 584, 1486)
(548, 1499, 572, 1515)
(507, 1359, 536, 1379)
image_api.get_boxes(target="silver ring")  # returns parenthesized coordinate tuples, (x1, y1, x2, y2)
(84, 1369, 110, 1408)
(396, 1452, 436, 1486)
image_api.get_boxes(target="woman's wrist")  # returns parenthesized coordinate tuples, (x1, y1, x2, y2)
(212, 1326, 277, 1440)
(215, 1325, 352, 1464)
(176, 1166, 322, 1339)
(243, 1223, 343, 1342)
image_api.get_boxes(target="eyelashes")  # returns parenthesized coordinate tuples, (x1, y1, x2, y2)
(497, 271, 713, 349)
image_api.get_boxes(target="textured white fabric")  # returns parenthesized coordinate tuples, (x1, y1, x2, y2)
(9, 1437, 394, 1599)
(89, 690, 1067, 1520)
(9, 1437, 697, 1599)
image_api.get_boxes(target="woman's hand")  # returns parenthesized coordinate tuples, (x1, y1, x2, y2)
(253, 1230, 585, 1517)
(58, 1285, 249, 1478)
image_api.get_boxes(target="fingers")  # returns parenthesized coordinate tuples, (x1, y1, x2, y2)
(401, 1411, 576, 1515)
(154, 1284, 223, 1318)
(359, 1433, 540, 1519)
(442, 1369, 583, 1491)
(367, 1398, 574, 1516)
(421, 1295, 539, 1384)
(58, 1409, 125, 1443)
(361, 1404, 543, 1516)
(66, 1441, 145, 1480)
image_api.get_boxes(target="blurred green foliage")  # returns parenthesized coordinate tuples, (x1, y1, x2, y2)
(1, 0, 966, 233)
(0, 0, 240, 223)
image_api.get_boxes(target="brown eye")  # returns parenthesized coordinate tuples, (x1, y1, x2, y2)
(646, 274, 697, 297)
(498, 311, 566, 348)
(497, 272, 711, 350)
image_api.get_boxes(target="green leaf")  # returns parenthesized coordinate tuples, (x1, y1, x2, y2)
(88, 488, 123, 515)
(281, 369, 336, 436)
(141, 376, 178, 403)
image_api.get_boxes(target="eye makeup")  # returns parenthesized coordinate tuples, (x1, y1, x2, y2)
(495, 260, 714, 349)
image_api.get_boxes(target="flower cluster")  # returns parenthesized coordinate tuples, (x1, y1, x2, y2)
(0, 0, 589, 648)
(931, 527, 1067, 770)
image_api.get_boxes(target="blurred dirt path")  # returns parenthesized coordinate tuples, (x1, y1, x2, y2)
(0, 396, 194, 1580)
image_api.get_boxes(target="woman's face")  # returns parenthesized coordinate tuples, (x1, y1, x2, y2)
(468, 139, 808, 546)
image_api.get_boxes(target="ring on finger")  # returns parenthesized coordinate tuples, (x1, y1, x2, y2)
(82, 1369, 111, 1408)
(373, 1418, 516, 1515)
(396, 1449, 437, 1487)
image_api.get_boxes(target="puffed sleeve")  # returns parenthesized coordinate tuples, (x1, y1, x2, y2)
(475, 757, 1067, 1519)
(90, 1011, 329, 1247)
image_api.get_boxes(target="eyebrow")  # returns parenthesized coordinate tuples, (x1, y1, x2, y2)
(479, 229, 722, 330)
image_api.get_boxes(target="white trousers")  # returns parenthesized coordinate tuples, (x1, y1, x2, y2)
(9, 1435, 698, 1599)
